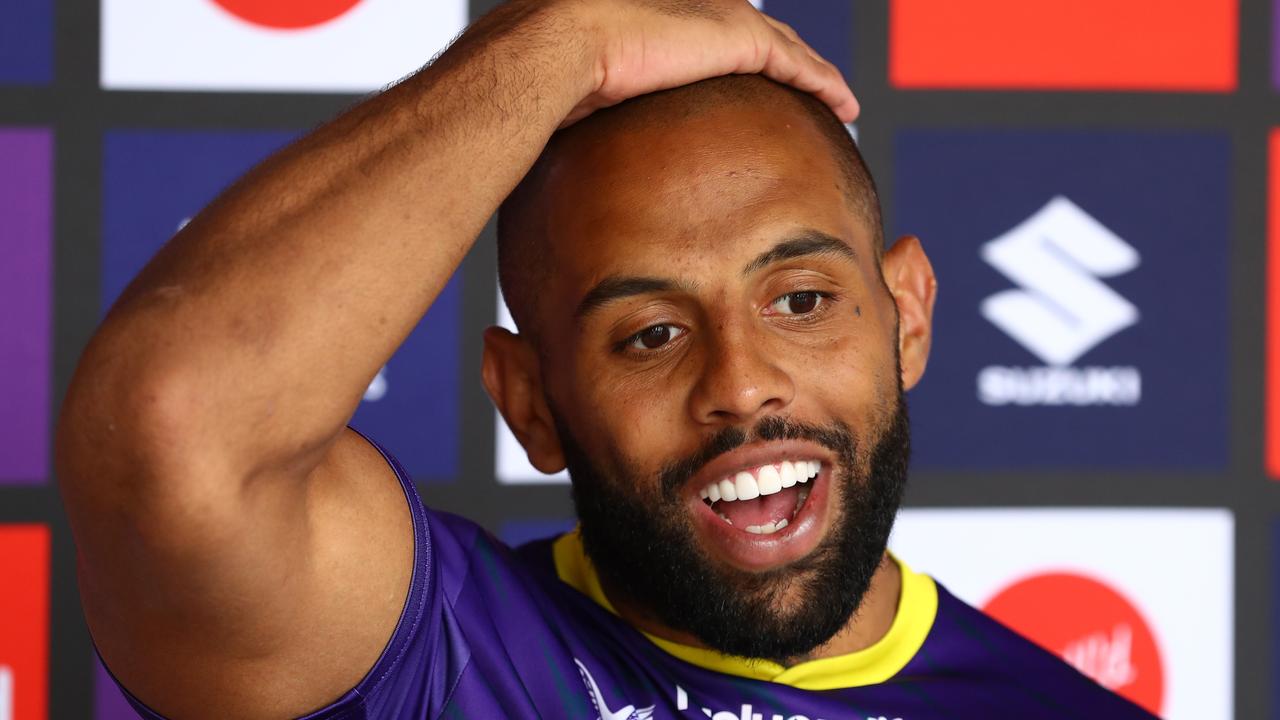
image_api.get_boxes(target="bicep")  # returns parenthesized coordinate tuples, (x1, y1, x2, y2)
(78, 428, 413, 720)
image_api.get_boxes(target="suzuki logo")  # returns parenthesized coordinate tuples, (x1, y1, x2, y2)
(977, 196, 1142, 407)
(981, 196, 1139, 366)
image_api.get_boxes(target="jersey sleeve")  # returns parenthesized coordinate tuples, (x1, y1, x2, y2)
(295, 429, 467, 719)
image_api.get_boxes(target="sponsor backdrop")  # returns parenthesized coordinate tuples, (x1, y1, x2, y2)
(0, 0, 1273, 717)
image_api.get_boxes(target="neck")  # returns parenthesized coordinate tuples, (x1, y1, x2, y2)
(600, 553, 903, 666)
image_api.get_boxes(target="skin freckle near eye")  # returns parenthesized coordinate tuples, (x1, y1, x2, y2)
(855, 305, 861, 317)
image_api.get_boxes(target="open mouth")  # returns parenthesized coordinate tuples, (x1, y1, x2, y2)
(699, 460, 820, 535)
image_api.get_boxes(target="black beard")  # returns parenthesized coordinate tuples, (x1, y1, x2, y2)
(557, 389, 910, 663)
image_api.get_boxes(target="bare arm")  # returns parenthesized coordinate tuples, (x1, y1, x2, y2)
(57, 1, 857, 717)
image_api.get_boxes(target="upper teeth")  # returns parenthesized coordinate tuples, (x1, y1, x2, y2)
(699, 460, 820, 504)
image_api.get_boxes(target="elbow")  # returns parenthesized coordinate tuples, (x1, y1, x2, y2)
(56, 332, 222, 501)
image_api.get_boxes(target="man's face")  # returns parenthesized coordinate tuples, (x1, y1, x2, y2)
(517, 102, 916, 659)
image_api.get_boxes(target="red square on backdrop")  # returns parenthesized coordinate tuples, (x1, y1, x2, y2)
(0, 525, 49, 720)
(889, 0, 1237, 91)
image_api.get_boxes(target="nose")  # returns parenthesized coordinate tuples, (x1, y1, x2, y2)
(687, 322, 796, 426)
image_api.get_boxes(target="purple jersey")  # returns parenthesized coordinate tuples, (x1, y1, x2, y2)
(108, 436, 1157, 719)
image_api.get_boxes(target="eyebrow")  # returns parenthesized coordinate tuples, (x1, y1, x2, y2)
(741, 230, 858, 276)
(574, 276, 699, 321)
(573, 230, 857, 322)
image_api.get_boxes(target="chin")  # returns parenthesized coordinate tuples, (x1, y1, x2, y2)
(560, 391, 912, 660)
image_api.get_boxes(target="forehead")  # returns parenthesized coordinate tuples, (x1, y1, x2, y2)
(538, 104, 858, 290)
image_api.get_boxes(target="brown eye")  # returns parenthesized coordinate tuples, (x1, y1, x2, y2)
(771, 291, 825, 316)
(627, 324, 685, 351)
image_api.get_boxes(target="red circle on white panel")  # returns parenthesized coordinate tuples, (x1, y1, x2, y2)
(210, 0, 364, 29)
(981, 572, 1164, 715)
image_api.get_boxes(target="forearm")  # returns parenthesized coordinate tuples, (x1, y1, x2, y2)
(63, 5, 593, 481)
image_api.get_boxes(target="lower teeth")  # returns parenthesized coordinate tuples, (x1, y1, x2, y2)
(744, 518, 789, 535)
(792, 484, 812, 518)
(710, 480, 814, 531)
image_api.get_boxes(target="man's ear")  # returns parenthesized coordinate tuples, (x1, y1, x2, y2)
(481, 326, 566, 474)
(881, 235, 937, 391)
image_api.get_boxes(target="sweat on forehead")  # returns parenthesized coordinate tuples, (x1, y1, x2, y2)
(497, 74, 881, 339)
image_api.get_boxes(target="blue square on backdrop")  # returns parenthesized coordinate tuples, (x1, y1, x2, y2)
(102, 131, 461, 482)
(0, 0, 52, 84)
(893, 130, 1229, 469)
(762, 0, 854, 82)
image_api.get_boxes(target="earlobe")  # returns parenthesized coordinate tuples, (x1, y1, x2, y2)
(480, 327, 566, 474)
(881, 235, 937, 391)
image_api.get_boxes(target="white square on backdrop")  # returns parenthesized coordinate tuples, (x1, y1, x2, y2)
(496, 288, 569, 484)
(891, 508, 1233, 720)
(102, 0, 468, 92)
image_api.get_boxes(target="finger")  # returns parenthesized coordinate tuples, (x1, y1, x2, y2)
(761, 16, 830, 73)
(762, 15, 800, 42)
(758, 29, 859, 122)
(759, 17, 859, 121)
(754, 16, 854, 108)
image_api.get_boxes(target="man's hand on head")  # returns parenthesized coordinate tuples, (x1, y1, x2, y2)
(488, 0, 859, 127)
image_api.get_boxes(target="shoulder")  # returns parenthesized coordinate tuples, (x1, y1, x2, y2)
(905, 581, 1159, 719)
(291, 436, 588, 717)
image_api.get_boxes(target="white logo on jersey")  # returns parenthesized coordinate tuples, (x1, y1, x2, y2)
(0, 665, 13, 720)
(675, 683, 902, 720)
(575, 659, 654, 720)
(363, 365, 387, 402)
(977, 196, 1142, 406)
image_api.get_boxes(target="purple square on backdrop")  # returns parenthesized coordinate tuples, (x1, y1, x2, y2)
(0, 128, 52, 484)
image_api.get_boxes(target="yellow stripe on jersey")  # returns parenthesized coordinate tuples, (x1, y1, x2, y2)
(552, 528, 938, 690)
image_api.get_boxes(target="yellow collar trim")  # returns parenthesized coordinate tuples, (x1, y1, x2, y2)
(551, 529, 937, 690)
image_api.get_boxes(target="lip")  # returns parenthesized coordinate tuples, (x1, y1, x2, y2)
(684, 440, 836, 572)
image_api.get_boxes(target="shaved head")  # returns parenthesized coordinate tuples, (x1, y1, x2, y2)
(497, 74, 881, 342)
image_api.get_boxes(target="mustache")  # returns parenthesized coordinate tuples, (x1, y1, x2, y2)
(658, 416, 857, 500)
